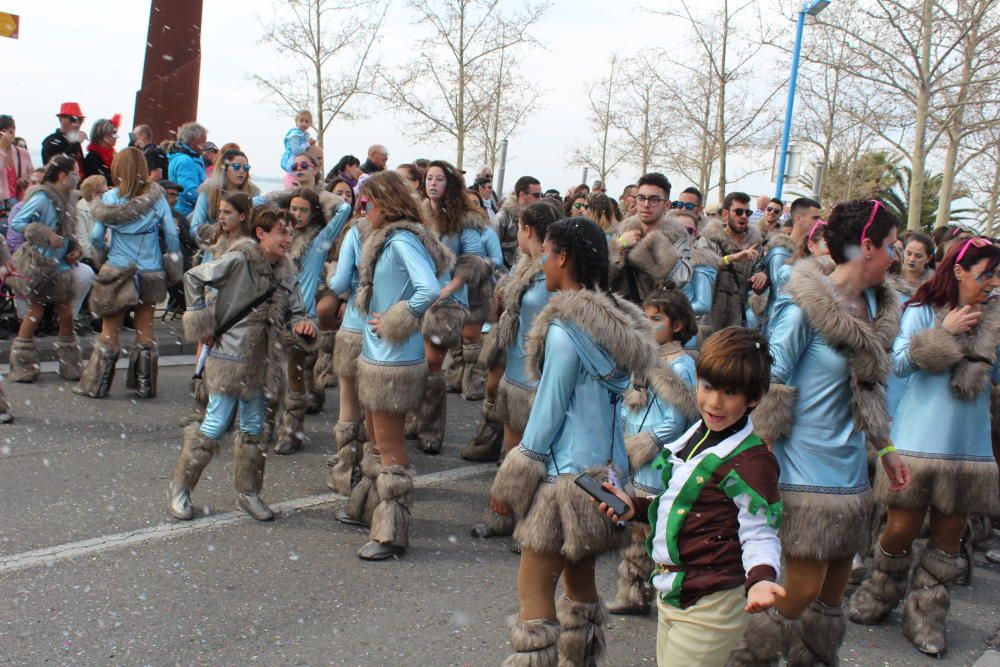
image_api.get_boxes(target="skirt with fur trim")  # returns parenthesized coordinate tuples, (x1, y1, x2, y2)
(332, 328, 363, 379)
(89, 263, 139, 317)
(514, 469, 627, 563)
(496, 377, 535, 435)
(356, 358, 427, 414)
(9, 246, 74, 306)
(422, 302, 466, 350)
(874, 453, 1000, 517)
(779, 487, 874, 560)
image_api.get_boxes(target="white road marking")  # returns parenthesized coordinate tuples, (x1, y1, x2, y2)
(0, 462, 496, 576)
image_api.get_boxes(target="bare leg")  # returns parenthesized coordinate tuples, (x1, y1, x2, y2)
(17, 302, 44, 338)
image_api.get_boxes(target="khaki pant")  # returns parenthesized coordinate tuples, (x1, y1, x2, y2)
(656, 586, 748, 667)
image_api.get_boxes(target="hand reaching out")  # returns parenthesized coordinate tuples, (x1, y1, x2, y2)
(746, 581, 786, 613)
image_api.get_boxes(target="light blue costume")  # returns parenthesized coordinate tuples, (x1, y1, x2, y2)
(503, 271, 551, 391)
(9, 190, 71, 271)
(292, 202, 352, 317)
(437, 226, 485, 306)
(281, 128, 311, 173)
(760, 235, 796, 335)
(682, 248, 718, 350)
(92, 189, 180, 273)
(327, 222, 366, 335)
(189, 191, 268, 260)
(482, 226, 504, 269)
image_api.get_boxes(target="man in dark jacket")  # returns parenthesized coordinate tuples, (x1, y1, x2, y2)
(360, 144, 388, 174)
(130, 124, 169, 182)
(41, 102, 86, 174)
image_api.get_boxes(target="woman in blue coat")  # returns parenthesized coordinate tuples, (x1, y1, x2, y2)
(74, 148, 181, 399)
(491, 217, 657, 665)
(349, 171, 452, 560)
(850, 237, 999, 657)
(728, 200, 911, 666)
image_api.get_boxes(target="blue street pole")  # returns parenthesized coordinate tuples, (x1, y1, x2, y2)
(775, 0, 830, 200)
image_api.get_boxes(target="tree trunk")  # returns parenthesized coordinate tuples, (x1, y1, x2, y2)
(987, 155, 1000, 236)
(314, 0, 326, 152)
(716, 0, 729, 197)
(455, 4, 466, 170)
(907, 0, 933, 231)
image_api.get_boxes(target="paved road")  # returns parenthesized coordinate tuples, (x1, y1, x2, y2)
(0, 363, 998, 665)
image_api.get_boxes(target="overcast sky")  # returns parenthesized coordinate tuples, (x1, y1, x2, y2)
(0, 0, 790, 200)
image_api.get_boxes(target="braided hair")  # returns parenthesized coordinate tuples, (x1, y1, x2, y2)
(520, 200, 562, 240)
(544, 216, 610, 293)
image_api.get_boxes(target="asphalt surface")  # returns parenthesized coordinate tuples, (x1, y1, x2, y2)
(0, 363, 998, 666)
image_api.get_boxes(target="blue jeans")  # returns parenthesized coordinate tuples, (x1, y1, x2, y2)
(200, 391, 265, 440)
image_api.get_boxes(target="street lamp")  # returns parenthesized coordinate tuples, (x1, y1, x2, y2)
(775, 0, 830, 199)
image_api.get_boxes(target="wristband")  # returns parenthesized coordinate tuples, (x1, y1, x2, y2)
(877, 445, 896, 459)
(618, 236, 628, 248)
(722, 255, 731, 265)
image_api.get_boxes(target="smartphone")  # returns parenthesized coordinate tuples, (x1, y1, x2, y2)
(574, 473, 629, 518)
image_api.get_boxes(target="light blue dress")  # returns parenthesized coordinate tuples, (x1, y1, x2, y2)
(890, 305, 1000, 461)
(327, 222, 366, 334)
(503, 272, 553, 390)
(682, 262, 716, 351)
(761, 243, 794, 335)
(359, 229, 441, 367)
(438, 226, 485, 306)
(482, 226, 504, 269)
(294, 202, 352, 317)
(9, 190, 71, 271)
(91, 189, 180, 272)
(622, 350, 697, 494)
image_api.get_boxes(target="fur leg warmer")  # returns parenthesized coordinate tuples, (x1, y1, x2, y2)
(556, 596, 607, 667)
(786, 601, 845, 667)
(55, 335, 83, 381)
(274, 390, 308, 455)
(724, 607, 793, 667)
(607, 533, 653, 615)
(331, 328, 362, 379)
(341, 442, 382, 525)
(0, 382, 10, 415)
(446, 344, 464, 393)
(181, 375, 208, 425)
(73, 341, 120, 398)
(313, 330, 337, 390)
(415, 372, 447, 454)
(849, 544, 912, 625)
(902, 547, 964, 656)
(460, 400, 504, 462)
(125, 343, 158, 398)
(502, 616, 560, 667)
(168, 424, 219, 520)
(301, 350, 323, 414)
(326, 421, 364, 495)
(368, 464, 415, 549)
(474, 507, 515, 537)
(461, 343, 486, 401)
(233, 431, 273, 521)
(8, 337, 40, 383)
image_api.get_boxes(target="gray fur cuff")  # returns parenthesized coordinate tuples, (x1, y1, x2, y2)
(626, 432, 661, 471)
(491, 446, 546, 518)
(24, 222, 53, 246)
(182, 306, 216, 342)
(163, 252, 183, 285)
(379, 301, 422, 344)
(907, 327, 962, 374)
(951, 360, 991, 401)
(753, 383, 797, 443)
(453, 254, 491, 285)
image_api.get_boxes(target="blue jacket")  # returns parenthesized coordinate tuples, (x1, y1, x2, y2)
(91, 187, 180, 272)
(168, 144, 206, 216)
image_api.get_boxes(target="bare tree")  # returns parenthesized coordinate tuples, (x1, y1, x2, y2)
(379, 0, 545, 170)
(614, 53, 672, 176)
(657, 49, 719, 197)
(254, 0, 388, 155)
(570, 55, 630, 186)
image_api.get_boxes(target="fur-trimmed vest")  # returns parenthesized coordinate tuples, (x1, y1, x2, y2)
(493, 255, 543, 353)
(608, 213, 688, 303)
(888, 269, 934, 299)
(697, 219, 764, 330)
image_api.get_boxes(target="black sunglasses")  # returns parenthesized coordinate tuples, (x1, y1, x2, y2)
(730, 208, 752, 217)
(671, 201, 696, 211)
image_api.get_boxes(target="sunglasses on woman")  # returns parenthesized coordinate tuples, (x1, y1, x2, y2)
(226, 163, 251, 173)
(292, 161, 314, 171)
(573, 202, 590, 211)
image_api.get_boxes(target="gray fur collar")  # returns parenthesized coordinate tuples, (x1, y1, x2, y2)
(524, 289, 657, 382)
(785, 258, 901, 441)
(289, 224, 322, 264)
(889, 270, 933, 297)
(25, 184, 78, 237)
(423, 199, 489, 235)
(355, 219, 455, 311)
(226, 237, 296, 285)
(690, 245, 722, 269)
(700, 218, 763, 254)
(493, 255, 544, 351)
(765, 230, 798, 255)
(618, 213, 687, 244)
(500, 193, 519, 215)
(90, 184, 164, 226)
(938, 298, 1000, 399)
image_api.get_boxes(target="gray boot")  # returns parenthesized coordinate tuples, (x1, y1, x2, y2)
(0, 383, 12, 424)
(502, 616, 560, 667)
(460, 400, 503, 462)
(556, 596, 607, 667)
(415, 372, 447, 455)
(8, 337, 40, 383)
(127, 343, 158, 399)
(607, 536, 653, 615)
(470, 506, 515, 539)
(274, 390, 308, 455)
(168, 424, 219, 520)
(180, 375, 208, 425)
(902, 547, 964, 656)
(725, 607, 794, 667)
(786, 600, 845, 667)
(461, 343, 485, 401)
(55, 335, 83, 381)
(313, 331, 337, 391)
(337, 442, 381, 527)
(302, 351, 323, 415)
(403, 411, 419, 441)
(358, 464, 414, 560)
(234, 431, 273, 521)
(849, 544, 912, 625)
(446, 345, 464, 393)
(73, 341, 120, 398)
(326, 421, 364, 495)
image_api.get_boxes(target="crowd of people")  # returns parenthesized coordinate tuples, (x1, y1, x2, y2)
(1, 102, 999, 666)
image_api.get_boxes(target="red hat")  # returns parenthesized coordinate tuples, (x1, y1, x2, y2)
(57, 102, 84, 118)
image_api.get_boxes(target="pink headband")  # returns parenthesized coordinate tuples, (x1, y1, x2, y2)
(860, 200, 881, 245)
(807, 219, 827, 243)
(955, 236, 989, 263)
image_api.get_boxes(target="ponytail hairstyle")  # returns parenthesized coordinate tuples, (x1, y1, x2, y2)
(42, 155, 77, 184)
(909, 237, 999, 309)
(287, 186, 324, 227)
(544, 216, 610, 293)
(211, 191, 254, 244)
(520, 200, 562, 240)
(642, 280, 698, 345)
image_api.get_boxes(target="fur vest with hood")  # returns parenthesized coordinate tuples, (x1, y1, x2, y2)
(698, 218, 764, 330)
(753, 257, 902, 447)
(9, 184, 80, 305)
(608, 212, 688, 302)
(492, 254, 544, 354)
(182, 238, 314, 400)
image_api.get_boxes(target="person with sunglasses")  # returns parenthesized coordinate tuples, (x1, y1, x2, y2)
(495, 175, 542, 270)
(41, 102, 86, 175)
(189, 150, 263, 252)
(563, 192, 588, 219)
(728, 199, 910, 667)
(848, 236, 999, 657)
(694, 191, 765, 333)
(608, 172, 692, 305)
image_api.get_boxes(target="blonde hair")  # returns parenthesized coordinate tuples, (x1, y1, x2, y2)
(80, 175, 106, 202)
(360, 171, 427, 225)
(295, 109, 312, 122)
(110, 147, 151, 200)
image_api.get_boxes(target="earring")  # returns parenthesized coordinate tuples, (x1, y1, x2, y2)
(866, 255, 872, 260)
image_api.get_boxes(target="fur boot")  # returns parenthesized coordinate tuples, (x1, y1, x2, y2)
(502, 616, 560, 667)
(359, 464, 414, 560)
(125, 343, 158, 398)
(902, 547, 964, 656)
(446, 344, 464, 393)
(404, 411, 419, 441)
(607, 534, 653, 615)
(470, 507, 515, 539)
(8, 337, 40, 383)
(313, 330, 337, 390)
(786, 600, 845, 667)
(303, 351, 324, 414)
(55, 335, 83, 380)
(180, 375, 208, 426)
(725, 607, 793, 667)
(261, 397, 278, 445)
(556, 595, 607, 667)
(0, 383, 12, 424)
(274, 390, 308, 455)
(460, 400, 503, 462)
(849, 544, 912, 625)
(337, 441, 381, 527)
(415, 371, 447, 455)
(73, 341, 120, 398)
(168, 424, 219, 520)
(326, 421, 364, 495)
(233, 431, 273, 521)
(461, 342, 486, 401)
